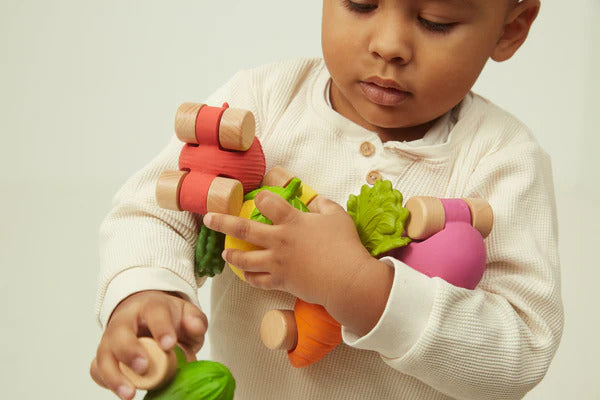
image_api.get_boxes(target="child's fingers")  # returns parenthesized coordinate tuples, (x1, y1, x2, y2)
(94, 343, 136, 400)
(181, 301, 208, 340)
(254, 190, 299, 224)
(178, 302, 208, 357)
(90, 356, 106, 387)
(141, 302, 178, 351)
(222, 248, 273, 273)
(307, 195, 343, 214)
(107, 324, 152, 375)
(203, 213, 272, 247)
(244, 271, 277, 289)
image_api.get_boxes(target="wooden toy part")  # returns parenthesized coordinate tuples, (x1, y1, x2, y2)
(261, 166, 294, 188)
(463, 198, 494, 238)
(207, 177, 244, 215)
(262, 166, 319, 207)
(404, 196, 446, 240)
(118, 337, 178, 391)
(174, 102, 204, 144)
(156, 171, 243, 216)
(156, 170, 188, 211)
(174, 103, 255, 151)
(219, 108, 255, 151)
(260, 309, 298, 351)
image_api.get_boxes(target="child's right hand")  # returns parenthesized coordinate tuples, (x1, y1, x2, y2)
(90, 290, 208, 400)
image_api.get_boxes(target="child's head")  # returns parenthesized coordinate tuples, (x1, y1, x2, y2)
(321, 0, 540, 140)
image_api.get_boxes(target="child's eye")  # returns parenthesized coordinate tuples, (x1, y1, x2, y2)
(418, 17, 455, 34)
(343, 0, 377, 14)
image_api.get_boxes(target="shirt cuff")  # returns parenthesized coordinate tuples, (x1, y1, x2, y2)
(98, 266, 201, 328)
(341, 256, 437, 359)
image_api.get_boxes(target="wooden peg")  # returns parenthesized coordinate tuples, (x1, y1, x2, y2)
(156, 170, 188, 211)
(118, 337, 178, 391)
(261, 166, 294, 188)
(260, 309, 298, 351)
(405, 196, 446, 240)
(207, 177, 244, 216)
(174, 102, 204, 144)
(218, 108, 255, 151)
(463, 198, 494, 238)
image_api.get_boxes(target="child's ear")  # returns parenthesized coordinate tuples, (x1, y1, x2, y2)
(492, 0, 540, 62)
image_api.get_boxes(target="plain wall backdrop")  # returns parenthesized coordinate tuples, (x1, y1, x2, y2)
(0, 1, 597, 399)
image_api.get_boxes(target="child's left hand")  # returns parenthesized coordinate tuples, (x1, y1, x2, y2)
(202, 189, 373, 308)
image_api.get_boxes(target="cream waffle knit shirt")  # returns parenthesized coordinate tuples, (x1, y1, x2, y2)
(96, 58, 563, 400)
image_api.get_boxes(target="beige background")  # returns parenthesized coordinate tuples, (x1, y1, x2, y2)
(0, 1, 597, 399)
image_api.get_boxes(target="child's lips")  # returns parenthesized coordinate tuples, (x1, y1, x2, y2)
(359, 81, 410, 106)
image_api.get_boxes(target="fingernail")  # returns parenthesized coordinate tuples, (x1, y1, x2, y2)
(117, 385, 134, 400)
(221, 249, 229, 261)
(131, 356, 148, 374)
(160, 334, 176, 350)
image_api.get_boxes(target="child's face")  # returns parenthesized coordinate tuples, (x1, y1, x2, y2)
(321, 0, 517, 140)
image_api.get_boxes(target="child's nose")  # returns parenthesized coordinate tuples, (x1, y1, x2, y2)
(368, 17, 413, 65)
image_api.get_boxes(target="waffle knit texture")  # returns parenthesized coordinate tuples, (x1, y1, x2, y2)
(96, 58, 563, 400)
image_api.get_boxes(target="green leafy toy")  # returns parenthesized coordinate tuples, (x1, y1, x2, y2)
(246, 177, 309, 224)
(347, 179, 411, 256)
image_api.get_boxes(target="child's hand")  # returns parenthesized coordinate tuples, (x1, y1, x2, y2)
(90, 290, 207, 400)
(203, 190, 373, 308)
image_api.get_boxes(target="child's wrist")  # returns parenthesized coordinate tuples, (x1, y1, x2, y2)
(325, 256, 394, 336)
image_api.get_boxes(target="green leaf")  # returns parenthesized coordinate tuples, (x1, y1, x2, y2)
(247, 178, 309, 224)
(347, 180, 411, 257)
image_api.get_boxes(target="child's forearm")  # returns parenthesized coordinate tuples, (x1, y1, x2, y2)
(325, 257, 394, 337)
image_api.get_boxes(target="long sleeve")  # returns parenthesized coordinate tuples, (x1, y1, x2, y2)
(342, 138, 564, 399)
(95, 69, 260, 328)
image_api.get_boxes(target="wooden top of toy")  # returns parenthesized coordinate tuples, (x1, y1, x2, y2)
(156, 170, 188, 211)
(262, 166, 294, 188)
(219, 108, 255, 151)
(260, 309, 298, 351)
(405, 196, 446, 240)
(119, 337, 178, 391)
(173, 104, 255, 151)
(174, 102, 204, 144)
(463, 198, 494, 238)
(207, 177, 244, 215)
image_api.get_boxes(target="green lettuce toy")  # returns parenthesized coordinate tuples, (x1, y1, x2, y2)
(347, 179, 411, 256)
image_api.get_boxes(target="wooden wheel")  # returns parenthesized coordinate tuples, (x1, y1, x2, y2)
(405, 196, 446, 240)
(260, 309, 298, 351)
(118, 337, 177, 390)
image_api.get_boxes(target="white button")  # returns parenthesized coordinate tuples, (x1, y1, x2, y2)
(360, 142, 375, 157)
(366, 170, 382, 185)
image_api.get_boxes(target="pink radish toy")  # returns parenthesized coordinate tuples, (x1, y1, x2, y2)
(385, 196, 493, 289)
